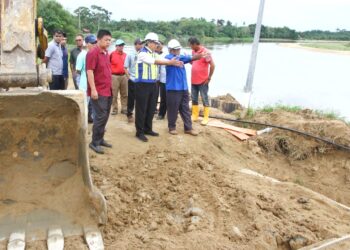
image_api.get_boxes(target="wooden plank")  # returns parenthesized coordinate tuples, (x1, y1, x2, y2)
(225, 129, 250, 141)
(207, 120, 257, 136)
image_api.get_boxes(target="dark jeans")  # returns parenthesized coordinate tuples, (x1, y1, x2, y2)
(127, 79, 135, 117)
(191, 84, 209, 107)
(72, 74, 79, 90)
(50, 75, 65, 90)
(135, 82, 157, 135)
(157, 81, 167, 117)
(167, 91, 192, 131)
(90, 96, 112, 146)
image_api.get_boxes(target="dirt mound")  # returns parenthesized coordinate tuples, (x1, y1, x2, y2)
(20, 109, 350, 249)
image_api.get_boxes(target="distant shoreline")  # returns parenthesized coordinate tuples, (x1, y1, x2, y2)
(280, 42, 350, 56)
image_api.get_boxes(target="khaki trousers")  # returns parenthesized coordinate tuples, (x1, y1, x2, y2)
(112, 75, 128, 113)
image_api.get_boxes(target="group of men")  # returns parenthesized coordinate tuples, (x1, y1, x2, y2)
(44, 29, 215, 154)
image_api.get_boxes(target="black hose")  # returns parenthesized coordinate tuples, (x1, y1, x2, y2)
(209, 115, 350, 152)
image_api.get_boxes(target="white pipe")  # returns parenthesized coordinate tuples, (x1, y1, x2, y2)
(308, 235, 350, 250)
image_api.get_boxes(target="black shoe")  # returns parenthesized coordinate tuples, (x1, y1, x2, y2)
(100, 140, 112, 148)
(121, 110, 128, 115)
(89, 143, 104, 154)
(144, 131, 159, 136)
(156, 115, 164, 120)
(88, 117, 93, 124)
(136, 133, 148, 142)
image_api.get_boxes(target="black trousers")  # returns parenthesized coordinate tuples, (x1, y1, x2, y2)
(167, 91, 192, 131)
(135, 82, 157, 135)
(50, 75, 65, 90)
(127, 79, 135, 117)
(91, 96, 112, 146)
(157, 81, 167, 117)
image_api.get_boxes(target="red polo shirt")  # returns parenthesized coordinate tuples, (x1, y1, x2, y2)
(110, 51, 126, 74)
(86, 46, 112, 97)
(191, 46, 212, 85)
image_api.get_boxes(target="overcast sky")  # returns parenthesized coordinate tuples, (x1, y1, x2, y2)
(58, 0, 350, 31)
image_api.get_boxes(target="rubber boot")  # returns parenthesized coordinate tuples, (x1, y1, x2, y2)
(191, 105, 199, 122)
(201, 107, 210, 126)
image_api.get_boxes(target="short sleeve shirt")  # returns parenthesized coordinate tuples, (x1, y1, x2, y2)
(124, 50, 138, 82)
(75, 50, 88, 92)
(45, 41, 63, 76)
(191, 46, 212, 85)
(86, 46, 112, 97)
(165, 54, 192, 91)
(70, 47, 82, 68)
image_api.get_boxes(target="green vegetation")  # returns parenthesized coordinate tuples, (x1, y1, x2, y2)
(38, 0, 350, 44)
(300, 42, 350, 51)
(246, 104, 348, 123)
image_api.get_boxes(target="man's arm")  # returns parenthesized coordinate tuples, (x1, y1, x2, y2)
(205, 60, 216, 84)
(42, 56, 49, 64)
(87, 70, 98, 100)
(139, 52, 183, 67)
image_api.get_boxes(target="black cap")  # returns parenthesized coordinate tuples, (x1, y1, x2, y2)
(134, 38, 142, 45)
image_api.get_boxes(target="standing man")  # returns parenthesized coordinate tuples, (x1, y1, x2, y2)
(43, 30, 64, 90)
(124, 38, 143, 123)
(70, 34, 84, 90)
(86, 30, 113, 154)
(61, 33, 69, 89)
(76, 34, 97, 123)
(110, 39, 128, 115)
(165, 39, 204, 136)
(134, 32, 183, 142)
(155, 42, 167, 120)
(188, 37, 216, 126)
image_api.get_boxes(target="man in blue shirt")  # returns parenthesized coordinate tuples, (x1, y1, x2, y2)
(61, 33, 69, 89)
(165, 39, 205, 136)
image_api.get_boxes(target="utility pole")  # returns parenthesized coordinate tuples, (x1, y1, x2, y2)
(78, 9, 81, 31)
(244, 0, 266, 93)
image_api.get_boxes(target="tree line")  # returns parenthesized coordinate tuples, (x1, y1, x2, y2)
(38, 0, 350, 43)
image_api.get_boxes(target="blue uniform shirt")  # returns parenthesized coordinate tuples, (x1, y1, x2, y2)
(62, 46, 69, 78)
(165, 54, 192, 91)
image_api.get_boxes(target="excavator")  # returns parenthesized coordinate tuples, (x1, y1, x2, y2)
(0, 0, 106, 249)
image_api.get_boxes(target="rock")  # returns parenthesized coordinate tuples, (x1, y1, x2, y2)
(187, 224, 196, 232)
(149, 221, 158, 231)
(289, 235, 309, 250)
(230, 226, 243, 239)
(184, 207, 204, 217)
(191, 216, 201, 224)
(297, 197, 310, 204)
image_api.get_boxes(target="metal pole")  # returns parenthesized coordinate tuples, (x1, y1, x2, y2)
(244, 0, 266, 93)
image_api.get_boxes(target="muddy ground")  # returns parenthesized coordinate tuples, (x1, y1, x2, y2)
(3, 108, 350, 249)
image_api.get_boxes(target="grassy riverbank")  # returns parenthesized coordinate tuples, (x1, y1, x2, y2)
(299, 41, 350, 51)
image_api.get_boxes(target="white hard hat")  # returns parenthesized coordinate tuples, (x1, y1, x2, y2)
(144, 32, 159, 43)
(167, 39, 182, 50)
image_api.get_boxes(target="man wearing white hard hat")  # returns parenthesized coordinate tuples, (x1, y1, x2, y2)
(134, 32, 183, 142)
(165, 39, 206, 136)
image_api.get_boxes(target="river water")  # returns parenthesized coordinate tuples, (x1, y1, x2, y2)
(122, 42, 350, 120)
(203, 43, 350, 121)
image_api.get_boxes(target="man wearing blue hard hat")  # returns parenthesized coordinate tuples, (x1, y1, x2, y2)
(110, 39, 128, 116)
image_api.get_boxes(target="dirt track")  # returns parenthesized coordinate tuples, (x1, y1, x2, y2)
(9, 108, 350, 249)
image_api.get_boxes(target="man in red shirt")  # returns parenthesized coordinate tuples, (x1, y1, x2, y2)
(188, 37, 215, 126)
(86, 30, 113, 154)
(110, 39, 128, 115)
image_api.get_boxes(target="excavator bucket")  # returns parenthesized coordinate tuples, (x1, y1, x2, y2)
(0, 0, 106, 248)
(0, 90, 107, 242)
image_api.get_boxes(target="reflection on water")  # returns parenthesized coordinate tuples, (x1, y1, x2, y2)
(121, 43, 350, 120)
(207, 43, 350, 121)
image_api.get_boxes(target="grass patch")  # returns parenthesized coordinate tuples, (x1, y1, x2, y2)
(300, 42, 350, 51)
(259, 104, 303, 113)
